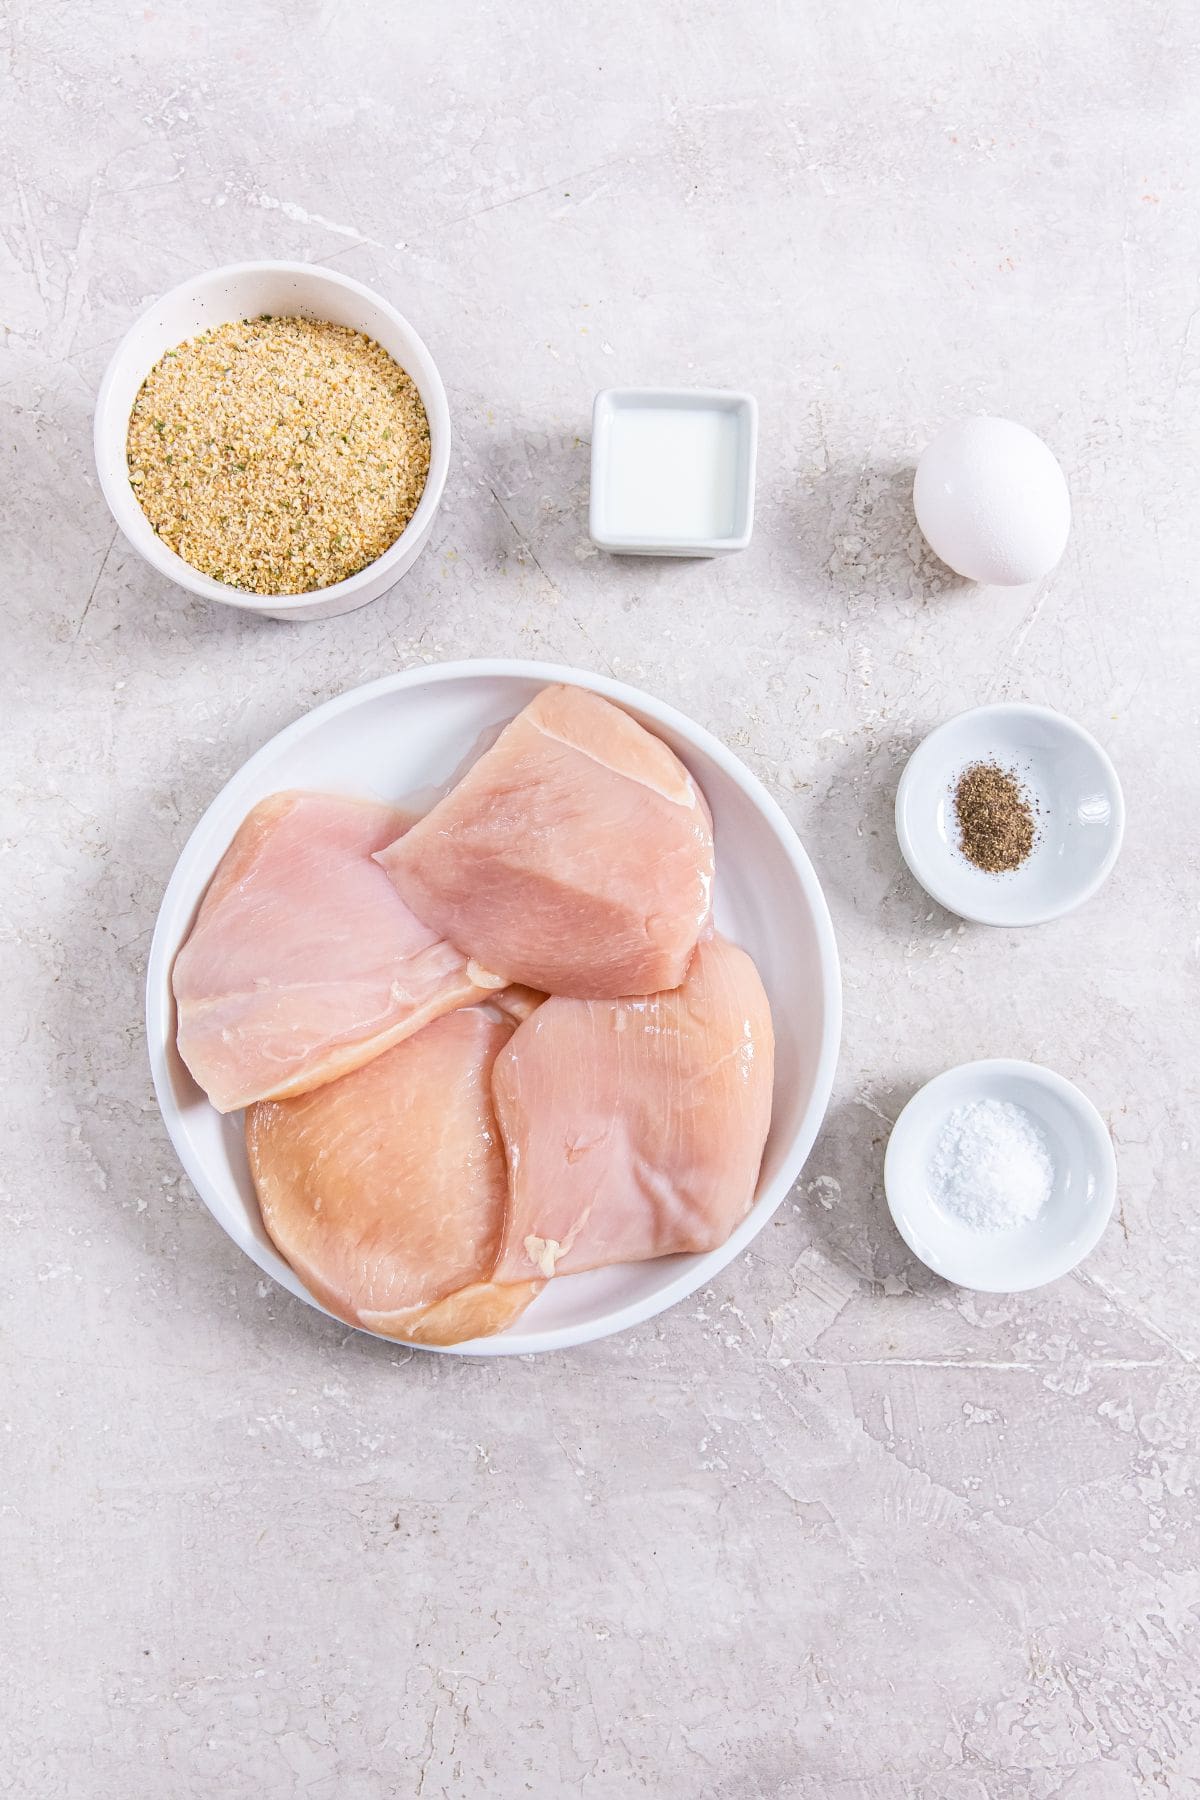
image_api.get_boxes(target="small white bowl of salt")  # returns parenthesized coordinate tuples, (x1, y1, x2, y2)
(884, 1059, 1116, 1291)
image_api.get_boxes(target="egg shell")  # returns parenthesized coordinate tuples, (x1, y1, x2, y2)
(913, 416, 1071, 586)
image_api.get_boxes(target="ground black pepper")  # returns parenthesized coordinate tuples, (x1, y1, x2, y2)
(953, 762, 1036, 873)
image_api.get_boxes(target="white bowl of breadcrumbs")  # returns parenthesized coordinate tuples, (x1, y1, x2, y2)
(94, 262, 451, 622)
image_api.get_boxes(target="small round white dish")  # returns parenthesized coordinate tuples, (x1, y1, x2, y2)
(94, 261, 451, 623)
(895, 703, 1124, 927)
(146, 660, 842, 1356)
(884, 1059, 1116, 1292)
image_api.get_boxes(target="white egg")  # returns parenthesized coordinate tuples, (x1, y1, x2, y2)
(913, 416, 1071, 585)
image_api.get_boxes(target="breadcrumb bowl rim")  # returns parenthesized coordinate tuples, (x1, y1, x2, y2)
(94, 260, 451, 622)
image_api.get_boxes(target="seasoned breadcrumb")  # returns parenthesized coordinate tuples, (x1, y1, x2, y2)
(126, 314, 431, 594)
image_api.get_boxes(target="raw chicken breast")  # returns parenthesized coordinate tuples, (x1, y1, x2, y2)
(174, 791, 503, 1113)
(492, 984, 547, 1024)
(247, 1007, 541, 1346)
(374, 684, 714, 997)
(491, 934, 774, 1281)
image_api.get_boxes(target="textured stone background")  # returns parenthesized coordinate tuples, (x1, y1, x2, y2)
(3, 1, 1199, 1794)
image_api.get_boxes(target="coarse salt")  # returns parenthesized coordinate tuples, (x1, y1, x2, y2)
(929, 1098, 1054, 1232)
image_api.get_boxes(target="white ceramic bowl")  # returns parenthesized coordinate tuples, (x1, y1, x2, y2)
(146, 661, 842, 1355)
(895, 703, 1124, 927)
(884, 1059, 1116, 1292)
(94, 261, 451, 623)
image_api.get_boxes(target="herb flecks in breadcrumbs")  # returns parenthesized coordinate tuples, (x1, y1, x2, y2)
(127, 315, 431, 594)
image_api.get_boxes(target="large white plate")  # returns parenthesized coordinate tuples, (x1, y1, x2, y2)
(146, 661, 842, 1355)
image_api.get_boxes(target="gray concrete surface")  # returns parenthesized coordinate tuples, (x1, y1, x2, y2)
(3, 1, 1198, 1793)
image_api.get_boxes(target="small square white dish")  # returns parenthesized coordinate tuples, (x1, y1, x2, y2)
(589, 388, 757, 557)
